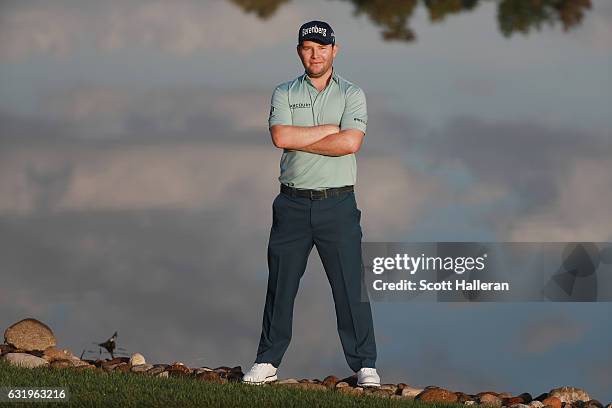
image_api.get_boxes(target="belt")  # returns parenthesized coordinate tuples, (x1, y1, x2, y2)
(280, 184, 354, 200)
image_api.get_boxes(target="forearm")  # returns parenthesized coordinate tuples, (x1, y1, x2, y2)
(295, 132, 354, 156)
(271, 124, 338, 149)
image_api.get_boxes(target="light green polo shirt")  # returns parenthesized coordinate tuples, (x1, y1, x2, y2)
(268, 67, 368, 190)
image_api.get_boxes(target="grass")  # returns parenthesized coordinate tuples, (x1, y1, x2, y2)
(0, 359, 467, 407)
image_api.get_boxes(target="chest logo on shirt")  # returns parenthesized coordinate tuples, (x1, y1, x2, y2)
(290, 102, 311, 110)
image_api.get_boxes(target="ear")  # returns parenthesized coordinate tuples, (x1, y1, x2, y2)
(332, 43, 339, 58)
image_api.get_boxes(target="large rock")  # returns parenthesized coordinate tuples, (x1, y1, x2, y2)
(2, 352, 49, 368)
(549, 387, 591, 404)
(4, 318, 56, 351)
(416, 388, 459, 403)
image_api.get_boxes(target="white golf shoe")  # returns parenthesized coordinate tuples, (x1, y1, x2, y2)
(242, 363, 278, 385)
(357, 367, 381, 387)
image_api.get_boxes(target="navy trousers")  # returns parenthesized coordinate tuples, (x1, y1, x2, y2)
(255, 188, 377, 372)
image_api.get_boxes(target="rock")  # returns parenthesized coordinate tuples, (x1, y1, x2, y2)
(42, 347, 74, 362)
(130, 364, 153, 373)
(379, 384, 397, 393)
(226, 366, 243, 382)
(505, 395, 533, 406)
(455, 392, 472, 403)
(0, 344, 16, 356)
(277, 379, 299, 385)
(153, 363, 170, 369)
(195, 371, 223, 384)
(50, 359, 75, 369)
(543, 396, 564, 408)
(401, 386, 424, 399)
(146, 366, 167, 376)
(509, 404, 531, 408)
(549, 387, 591, 404)
(193, 368, 213, 376)
(536, 393, 551, 401)
(480, 393, 503, 406)
(101, 357, 129, 368)
(499, 393, 513, 398)
(129, 353, 146, 366)
(337, 386, 363, 396)
(4, 318, 56, 351)
(42, 347, 88, 367)
(2, 352, 49, 368)
(114, 363, 131, 373)
(339, 374, 358, 387)
(465, 401, 476, 406)
(102, 363, 121, 373)
(604, 404, 611, 408)
(529, 401, 545, 408)
(584, 401, 603, 408)
(335, 381, 349, 389)
(167, 363, 191, 378)
(322, 375, 338, 389)
(506, 397, 530, 405)
(416, 388, 459, 403)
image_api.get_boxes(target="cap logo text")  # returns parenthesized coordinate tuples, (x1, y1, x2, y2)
(302, 25, 327, 37)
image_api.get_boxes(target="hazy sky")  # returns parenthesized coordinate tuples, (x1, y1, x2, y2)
(1, 0, 611, 402)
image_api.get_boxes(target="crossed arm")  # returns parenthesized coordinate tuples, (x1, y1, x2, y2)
(269, 124, 364, 156)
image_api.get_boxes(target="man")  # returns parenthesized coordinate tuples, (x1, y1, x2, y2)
(243, 20, 380, 388)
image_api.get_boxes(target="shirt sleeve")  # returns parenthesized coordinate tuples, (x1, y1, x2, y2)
(340, 86, 367, 133)
(268, 84, 292, 128)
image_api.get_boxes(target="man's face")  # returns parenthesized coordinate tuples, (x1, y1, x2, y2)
(297, 40, 338, 78)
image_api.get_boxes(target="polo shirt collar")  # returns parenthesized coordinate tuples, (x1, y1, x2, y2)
(301, 67, 339, 86)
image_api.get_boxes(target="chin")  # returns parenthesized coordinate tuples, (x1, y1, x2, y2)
(308, 68, 327, 77)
